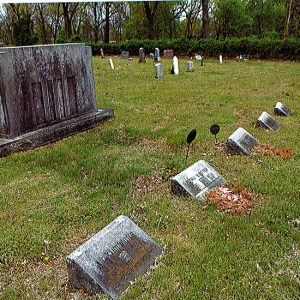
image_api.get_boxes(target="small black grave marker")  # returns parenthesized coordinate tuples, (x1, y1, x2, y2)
(274, 102, 292, 116)
(171, 160, 226, 199)
(256, 112, 279, 131)
(67, 215, 162, 299)
(227, 127, 259, 155)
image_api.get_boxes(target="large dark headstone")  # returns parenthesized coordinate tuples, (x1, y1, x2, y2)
(171, 160, 226, 199)
(256, 112, 279, 131)
(227, 127, 259, 155)
(0, 44, 113, 156)
(274, 102, 292, 116)
(67, 215, 162, 299)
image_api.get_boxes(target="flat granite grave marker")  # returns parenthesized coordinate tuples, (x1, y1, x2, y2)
(256, 112, 279, 131)
(0, 44, 113, 157)
(227, 127, 260, 155)
(67, 215, 162, 299)
(163, 49, 174, 58)
(154, 63, 164, 78)
(121, 51, 129, 59)
(171, 160, 226, 199)
(274, 102, 292, 116)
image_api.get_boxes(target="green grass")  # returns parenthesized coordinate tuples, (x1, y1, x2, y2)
(0, 57, 299, 299)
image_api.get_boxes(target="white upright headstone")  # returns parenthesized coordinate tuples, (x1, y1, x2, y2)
(173, 56, 179, 75)
(219, 55, 223, 64)
(109, 58, 114, 70)
(257, 112, 279, 131)
(274, 102, 292, 116)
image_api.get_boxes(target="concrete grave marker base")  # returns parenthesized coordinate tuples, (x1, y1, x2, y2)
(227, 127, 259, 155)
(67, 215, 162, 299)
(171, 160, 226, 199)
(274, 102, 292, 116)
(256, 112, 279, 131)
(0, 109, 113, 157)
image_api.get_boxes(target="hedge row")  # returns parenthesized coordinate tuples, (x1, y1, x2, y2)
(86, 38, 300, 60)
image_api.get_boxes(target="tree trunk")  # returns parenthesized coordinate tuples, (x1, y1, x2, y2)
(104, 2, 110, 43)
(202, 0, 209, 38)
(144, 1, 159, 39)
(62, 4, 72, 38)
(284, 0, 293, 38)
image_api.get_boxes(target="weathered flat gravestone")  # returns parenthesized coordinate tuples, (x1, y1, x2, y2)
(154, 48, 160, 62)
(186, 61, 194, 72)
(256, 112, 279, 131)
(138, 47, 146, 63)
(109, 58, 114, 70)
(219, 55, 223, 64)
(67, 215, 162, 299)
(171, 160, 226, 199)
(0, 44, 113, 157)
(100, 48, 105, 58)
(154, 63, 164, 78)
(274, 102, 292, 116)
(121, 51, 129, 59)
(173, 56, 179, 75)
(227, 127, 260, 155)
(163, 49, 173, 59)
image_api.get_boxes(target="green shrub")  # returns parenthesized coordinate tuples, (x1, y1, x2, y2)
(87, 38, 300, 60)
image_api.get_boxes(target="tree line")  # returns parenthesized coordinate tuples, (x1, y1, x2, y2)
(0, 1, 299, 46)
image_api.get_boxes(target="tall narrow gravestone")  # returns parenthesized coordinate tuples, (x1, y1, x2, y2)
(171, 160, 226, 199)
(154, 63, 164, 78)
(0, 44, 113, 157)
(256, 112, 279, 131)
(274, 102, 292, 116)
(219, 55, 223, 64)
(154, 48, 160, 62)
(109, 58, 115, 70)
(173, 56, 179, 75)
(227, 127, 260, 155)
(67, 215, 162, 299)
(100, 48, 105, 59)
(186, 61, 194, 72)
(138, 47, 146, 63)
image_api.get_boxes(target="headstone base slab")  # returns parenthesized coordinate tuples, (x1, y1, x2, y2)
(0, 109, 114, 157)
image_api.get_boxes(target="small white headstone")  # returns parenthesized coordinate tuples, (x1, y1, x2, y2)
(227, 127, 260, 155)
(173, 56, 179, 75)
(109, 58, 114, 70)
(195, 55, 202, 61)
(171, 160, 226, 199)
(274, 102, 292, 116)
(257, 112, 279, 131)
(219, 55, 223, 64)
